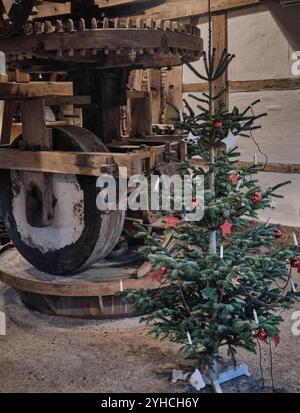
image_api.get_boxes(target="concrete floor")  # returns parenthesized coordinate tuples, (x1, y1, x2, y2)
(0, 281, 300, 393)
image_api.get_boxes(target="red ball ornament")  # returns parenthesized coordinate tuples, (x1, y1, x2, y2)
(274, 228, 282, 239)
(230, 171, 238, 186)
(290, 258, 300, 268)
(257, 329, 268, 342)
(214, 119, 223, 129)
(159, 266, 168, 275)
(251, 193, 263, 204)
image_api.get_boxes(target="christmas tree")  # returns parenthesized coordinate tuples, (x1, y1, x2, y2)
(121, 1, 300, 391)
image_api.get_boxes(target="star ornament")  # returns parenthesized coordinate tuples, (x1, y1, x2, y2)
(220, 219, 233, 236)
(150, 271, 163, 283)
(231, 275, 241, 288)
(222, 131, 240, 151)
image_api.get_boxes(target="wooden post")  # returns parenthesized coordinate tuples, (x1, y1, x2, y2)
(163, 66, 183, 124)
(20, 98, 54, 228)
(212, 12, 229, 111)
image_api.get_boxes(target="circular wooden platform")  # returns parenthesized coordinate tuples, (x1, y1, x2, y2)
(0, 248, 155, 319)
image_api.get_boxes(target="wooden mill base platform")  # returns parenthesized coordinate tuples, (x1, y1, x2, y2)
(0, 248, 155, 319)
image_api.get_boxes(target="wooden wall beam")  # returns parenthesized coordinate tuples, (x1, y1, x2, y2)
(212, 11, 229, 110)
(144, 0, 265, 21)
(192, 158, 300, 174)
(183, 78, 300, 93)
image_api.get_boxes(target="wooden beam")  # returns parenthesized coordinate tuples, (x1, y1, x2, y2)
(144, 0, 264, 20)
(192, 158, 300, 174)
(36, 2, 71, 18)
(183, 78, 300, 93)
(94, 0, 150, 8)
(45, 95, 91, 106)
(230, 78, 300, 92)
(212, 12, 228, 110)
(0, 148, 154, 177)
(0, 82, 73, 100)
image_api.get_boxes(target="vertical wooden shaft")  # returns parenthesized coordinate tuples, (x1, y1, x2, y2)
(212, 12, 229, 111)
(20, 98, 53, 227)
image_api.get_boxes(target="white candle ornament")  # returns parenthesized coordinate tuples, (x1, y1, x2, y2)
(220, 244, 224, 259)
(293, 232, 299, 246)
(253, 309, 259, 324)
(187, 332, 192, 345)
(254, 153, 258, 165)
(120, 279, 124, 292)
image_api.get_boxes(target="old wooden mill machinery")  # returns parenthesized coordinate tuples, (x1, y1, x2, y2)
(0, 0, 202, 318)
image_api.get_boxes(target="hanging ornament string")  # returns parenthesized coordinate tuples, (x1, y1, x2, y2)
(249, 104, 268, 170)
(269, 340, 276, 392)
(257, 338, 265, 391)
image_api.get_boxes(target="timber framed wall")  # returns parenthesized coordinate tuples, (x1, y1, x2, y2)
(181, 0, 300, 166)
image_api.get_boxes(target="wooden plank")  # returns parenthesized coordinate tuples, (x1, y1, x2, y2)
(143, 0, 264, 20)
(212, 12, 228, 110)
(183, 78, 300, 93)
(0, 148, 153, 176)
(0, 82, 73, 100)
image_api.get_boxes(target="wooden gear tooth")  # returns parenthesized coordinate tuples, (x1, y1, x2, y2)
(91, 17, 97, 30)
(24, 22, 33, 35)
(155, 20, 162, 30)
(44, 20, 54, 34)
(33, 21, 44, 34)
(171, 21, 179, 32)
(146, 19, 154, 29)
(55, 20, 64, 33)
(114, 18, 121, 29)
(126, 17, 133, 29)
(103, 17, 109, 29)
(67, 19, 76, 33)
(163, 20, 171, 31)
(79, 18, 86, 31)
(135, 18, 144, 29)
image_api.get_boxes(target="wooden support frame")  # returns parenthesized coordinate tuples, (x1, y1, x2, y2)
(0, 81, 73, 100)
(0, 147, 165, 177)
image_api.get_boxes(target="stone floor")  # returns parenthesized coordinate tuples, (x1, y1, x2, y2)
(0, 282, 300, 393)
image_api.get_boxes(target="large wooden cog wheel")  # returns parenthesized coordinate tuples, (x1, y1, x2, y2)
(0, 0, 37, 39)
(0, 125, 125, 275)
